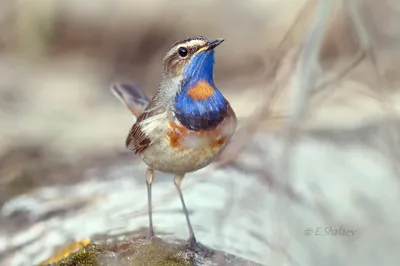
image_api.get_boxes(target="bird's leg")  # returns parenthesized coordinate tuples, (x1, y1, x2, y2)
(146, 168, 155, 238)
(174, 174, 197, 249)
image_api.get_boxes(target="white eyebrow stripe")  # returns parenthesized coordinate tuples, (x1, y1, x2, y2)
(164, 39, 208, 60)
(182, 40, 207, 48)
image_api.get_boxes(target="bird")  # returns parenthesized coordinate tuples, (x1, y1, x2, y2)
(110, 36, 237, 249)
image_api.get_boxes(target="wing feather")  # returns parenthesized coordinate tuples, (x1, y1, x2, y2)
(126, 98, 166, 153)
(110, 82, 150, 118)
(110, 82, 166, 153)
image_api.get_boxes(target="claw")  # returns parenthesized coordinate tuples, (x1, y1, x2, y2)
(147, 229, 155, 240)
(187, 235, 197, 250)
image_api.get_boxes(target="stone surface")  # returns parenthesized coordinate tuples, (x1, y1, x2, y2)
(39, 237, 262, 266)
(1, 1, 400, 265)
(1, 120, 400, 266)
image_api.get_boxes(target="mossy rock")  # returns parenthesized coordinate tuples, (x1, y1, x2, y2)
(40, 237, 263, 266)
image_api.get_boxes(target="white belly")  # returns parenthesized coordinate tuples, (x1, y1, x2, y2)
(140, 137, 228, 175)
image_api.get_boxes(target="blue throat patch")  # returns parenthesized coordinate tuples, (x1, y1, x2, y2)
(174, 50, 228, 131)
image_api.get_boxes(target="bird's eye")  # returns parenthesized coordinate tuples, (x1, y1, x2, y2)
(178, 47, 188, 58)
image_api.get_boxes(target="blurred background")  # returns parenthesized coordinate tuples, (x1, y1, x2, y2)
(0, 0, 293, 201)
(1, 0, 400, 265)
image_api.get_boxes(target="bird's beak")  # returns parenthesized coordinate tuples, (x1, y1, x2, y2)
(206, 38, 224, 50)
(196, 38, 225, 53)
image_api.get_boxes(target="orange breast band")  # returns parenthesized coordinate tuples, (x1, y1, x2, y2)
(187, 81, 215, 100)
(166, 121, 227, 151)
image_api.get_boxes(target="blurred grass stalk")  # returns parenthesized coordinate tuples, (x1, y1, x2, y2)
(217, 0, 319, 166)
(16, 0, 56, 59)
(269, 0, 333, 254)
(278, 0, 333, 183)
(345, 0, 400, 178)
(278, 0, 400, 182)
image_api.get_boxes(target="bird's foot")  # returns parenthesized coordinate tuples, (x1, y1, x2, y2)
(186, 235, 213, 256)
(147, 228, 155, 240)
(187, 235, 206, 252)
(187, 235, 197, 250)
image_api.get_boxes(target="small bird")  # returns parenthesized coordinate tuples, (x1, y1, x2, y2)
(110, 36, 237, 248)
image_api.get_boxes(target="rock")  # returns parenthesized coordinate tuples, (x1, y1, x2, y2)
(2, 121, 400, 266)
(39, 237, 263, 266)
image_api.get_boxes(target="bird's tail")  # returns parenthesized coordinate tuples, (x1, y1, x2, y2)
(110, 82, 150, 118)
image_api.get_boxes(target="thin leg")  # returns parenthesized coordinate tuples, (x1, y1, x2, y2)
(146, 168, 155, 238)
(174, 175, 197, 248)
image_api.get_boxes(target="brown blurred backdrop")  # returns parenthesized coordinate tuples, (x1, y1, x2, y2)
(1, 0, 400, 205)
(2, 1, 400, 266)
(0, 0, 306, 202)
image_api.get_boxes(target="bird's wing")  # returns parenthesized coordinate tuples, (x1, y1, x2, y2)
(125, 97, 167, 154)
(110, 82, 150, 118)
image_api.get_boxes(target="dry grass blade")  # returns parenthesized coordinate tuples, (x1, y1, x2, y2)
(265, 1, 334, 263)
(344, 0, 400, 179)
(217, 0, 319, 167)
(278, 0, 333, 182)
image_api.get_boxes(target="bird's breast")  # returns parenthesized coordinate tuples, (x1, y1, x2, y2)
(168, 102, 236, 149)
(139, 104, 236, 174)
(166, 121, 226, 151)
(174, 79, 228, 131)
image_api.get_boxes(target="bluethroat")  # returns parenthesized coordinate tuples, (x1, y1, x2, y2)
(110, 36, 237, 248)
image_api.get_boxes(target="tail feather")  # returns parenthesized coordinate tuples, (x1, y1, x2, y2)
(110, 82, 150, 118)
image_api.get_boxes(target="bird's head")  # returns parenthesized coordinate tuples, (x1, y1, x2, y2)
(162, 36, 228, 131)
(163, 36, 224, 80)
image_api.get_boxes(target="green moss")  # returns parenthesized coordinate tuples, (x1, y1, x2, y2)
(44, 238, 194, 266)
(126, 238, 193, 266)
(52, 244, 103, 266)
